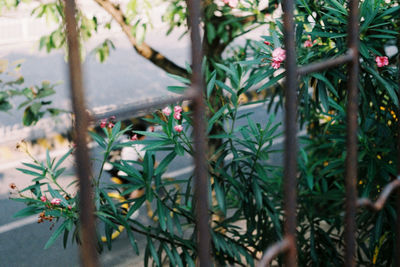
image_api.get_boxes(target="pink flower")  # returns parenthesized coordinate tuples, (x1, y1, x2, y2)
(304, 39, 313, 48)
(67, 205, 72, 210)
(271, 60, 281, 69)
(174, 125, 183, 133)
(51, 198, 61, 205)
(131, 134, 138, 141)
(272, 47, 286, 62)
(174, 112, 182, 120)
(100, 119, 107, 128)
(264, 41, 271, 46)
(107, 122, 115, 129)
(174, 106, 183, 113)
(40, 195, 47, 202)
(376, 56, 389, 67)
(162, 106, 172, 116)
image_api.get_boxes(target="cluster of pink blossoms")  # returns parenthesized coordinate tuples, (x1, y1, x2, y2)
(263, 41, 286, 69)
(271, 47, 286, 69)
(162, 105, 184, 133)
(41, 195, 61, 205)
(100, 116, 116, 129)
(375, 56, 389, 67)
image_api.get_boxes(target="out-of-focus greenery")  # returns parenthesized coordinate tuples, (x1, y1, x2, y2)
(0, 59, 65, 125)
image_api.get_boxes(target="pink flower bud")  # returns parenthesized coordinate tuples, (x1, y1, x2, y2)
(264, 41, 271, 46)
(174, 106, 183, 113)
(304, 39, 313, 48)
(271, 60, 281, 69)
(131, 134, 138, 141)
(100, 119, 107, 128)
(174, 125, 183, 133)
(162, 106, 172, 116)
(109, 116, 116, 121)
(376, 56, 389, 67)
(40, 195, 47, 202)
(68, 205, 72, 210)
(51, 198, 61, 205)
(174, 112, 182, 120)
(107, 122, 115, 128)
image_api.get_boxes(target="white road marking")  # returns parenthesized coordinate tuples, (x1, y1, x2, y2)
(0, 215, 37, 234)
(163, 166, 194, 178)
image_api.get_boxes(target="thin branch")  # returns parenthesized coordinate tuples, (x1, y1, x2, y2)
(257, 237, 290, 267)
(357, 178, 400, 211)
(92, 0, 189, 78)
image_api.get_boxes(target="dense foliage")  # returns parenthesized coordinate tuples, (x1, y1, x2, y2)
(5, 0, 400, 266)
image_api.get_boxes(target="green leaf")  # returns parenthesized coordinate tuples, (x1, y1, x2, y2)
(125, 224, 139, 255)
(46, 149, 52, 168)
(89, 131, 106, 149)
(256, 72, 285, 92)
(167, 74, 190, 84)
(147, 237, 160, 266)
(174, 142, 185, 156)
(167, 86, 187, 94)
(154, 151, 176, 176)
(21, 162, 44, 171)
(207, 70, 217, 98)
(16, 168, 43, 177)
(214, 182, 226, 215)
(157, 199, 166, 231)
(100, 189, 117, 215)
(127, 195, 146, 218)
(162, 243, 176, 266)
(44, 220, 67, 249)
(22, 106, 36, 126)
(206, 23, 216, 44)
(13, 206, 40, 218)
(54, 148, 73, 170)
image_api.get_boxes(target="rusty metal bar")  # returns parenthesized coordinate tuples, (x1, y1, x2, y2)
(396, 36, 400, 267)
(281, 0, 298, 266)
(64, 0, 99, 266)
(357, 178, 400, 211)
(344, 1, 360, 267)
(91, 90, 196, 122)
(257, 237, 290, 267)
(298, 50, 354, 76)
(186, 0, 211, 265)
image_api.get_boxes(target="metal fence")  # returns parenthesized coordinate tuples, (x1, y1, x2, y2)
(62, 0, 400, 266)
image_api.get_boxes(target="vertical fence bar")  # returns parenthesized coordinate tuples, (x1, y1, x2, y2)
(344, 1, 359, 267)
(64, 1, 99, 266)
(282, 0, 298, 266)
(396, 35, 400, 267)
(186, 0, 211, 265)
